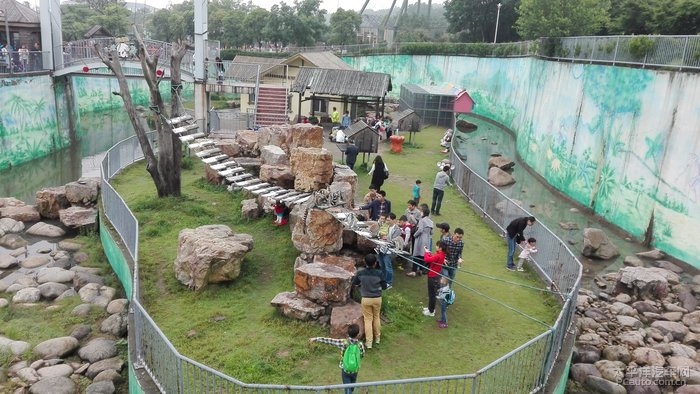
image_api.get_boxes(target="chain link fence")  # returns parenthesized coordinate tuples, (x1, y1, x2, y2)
(100, 130, 581, 392)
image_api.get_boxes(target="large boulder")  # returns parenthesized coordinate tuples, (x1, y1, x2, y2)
(37, 267, 75, 283)
(33, 336, 79, 359)
(1, 233, 28, 249)
(35, 187, 70, 219)
(286, 123, 324, 151)
(59, 206, 97, 229)
(29, 376, 77, 394)
(313, 254, 358, 274)
(36, 364, 73, 379)
(585, 375, 626, 394)
(651, 320, 689, 341)
(257, 124, 290, 152)
(270, 291, 325, 320)
(0, 217, 25, 233)
(333, 165, 358, 207)
(174, 225, 254, 291)
(631, 347, 665, 366)
(294, 262, 354, 304)
(0, 253, 19, 269)
(26, 222, 66, 237)
(487, 167, 515, 187)
(38, 282, 69, 300)
(86, 357, 124, 379)
(330, 302, 364, 338)
(0, 205, 40, 222)
(0, 197, 26, 207)
(215, 139, 242, 158)
(13, 287, 41, 303)
(487, 155, 515, 170)
(260, 145, 289, 166)
(100, 312, 128, 337)
(570, 363, 601, 383)
(78, 283, 116, 307)
(65, 177, 100, 206)
(234, 130, 259, 157)
(259, 165, 295, 189)
(290, 147, 334, 192)
(582, 228, 620, 259)
(291, 208, 343, 254)
(616, 266, 679, 299)
(240, 199, 260, 220)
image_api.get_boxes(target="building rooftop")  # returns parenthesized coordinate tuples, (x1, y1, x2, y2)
(290, 67, 392, 98)
(402, 83, 462, 96)
(0, 0, 39, 25)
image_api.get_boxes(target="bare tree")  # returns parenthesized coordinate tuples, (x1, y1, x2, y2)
(93, 26, 193, 197)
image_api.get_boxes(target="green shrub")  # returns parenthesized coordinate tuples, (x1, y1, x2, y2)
(574, 44, 582, 57)
(629, 36, 655, 59)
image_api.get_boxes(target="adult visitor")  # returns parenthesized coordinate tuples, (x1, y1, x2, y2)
(358, 190, 391, 221)
(442, 228, 464, 284)
(345, 139, 359, 170)
(431, 165, 451, 216)
(407, 207, 433, 277)
(351, 254, 387, 349)
(341, 111, 351, 129)
(368, 155, 389, 192)
(505, 216, 536, 271)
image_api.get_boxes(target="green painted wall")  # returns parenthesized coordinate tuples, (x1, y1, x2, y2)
(346, 55, 700, 268)
(0, 74, 194, 171)
(0, 75, 64, 170)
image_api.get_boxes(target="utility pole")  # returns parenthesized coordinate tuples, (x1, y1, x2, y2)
(493, 2, 502, 44)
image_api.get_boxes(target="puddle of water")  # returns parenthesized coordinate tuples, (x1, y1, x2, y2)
(0, 111, 132, 204)
(453, 116, 698, 285)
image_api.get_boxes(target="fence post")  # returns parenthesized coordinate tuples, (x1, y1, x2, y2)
(612, 36, 620, 66)
(681, 36, 689, 71)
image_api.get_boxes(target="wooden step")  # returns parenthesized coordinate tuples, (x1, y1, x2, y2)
(201, 154, 229, 164)
(227, 173, 253, 183)
(180, 132, 206, 142)
(188, 139, 215, 150)
(251, 186, 282, 195)
(173, 124, 199, 134)
(234, 178, 262, 187)
(261, 188, 290, 198)
(243, 182, 270, 191)
(195, 148, 222, 158)
(289, 194, 311, 205)
(167, 115, 193, 125)
(210, 160, 237, 171)
(218, 166, 245, 177)
(282, 192, 307, 203)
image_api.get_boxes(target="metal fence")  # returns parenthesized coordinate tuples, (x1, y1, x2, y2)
(100, 130, 581, 392)
(0, 50, 52, 75)
(210, 109, 255, 131)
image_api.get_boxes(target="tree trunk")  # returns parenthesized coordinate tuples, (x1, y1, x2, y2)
(93, 28, 190, 197)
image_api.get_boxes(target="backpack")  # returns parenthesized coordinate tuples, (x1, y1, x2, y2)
(444, 289, 456, 305)
(342, 340, 361, 373)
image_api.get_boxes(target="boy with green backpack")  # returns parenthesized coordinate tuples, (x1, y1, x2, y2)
(310, 324, 366, 393)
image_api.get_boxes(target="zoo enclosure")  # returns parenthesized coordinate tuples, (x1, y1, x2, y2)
(99, 131, 582, 392)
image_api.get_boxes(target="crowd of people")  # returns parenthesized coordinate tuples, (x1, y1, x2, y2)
(0, 42, 42, 73)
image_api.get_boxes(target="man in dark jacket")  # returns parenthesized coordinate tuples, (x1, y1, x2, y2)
(358, 191, 391, 221)
(345, 139, 360, 170)
(506, 216, 536, 271)
(352, 254, 387, 349)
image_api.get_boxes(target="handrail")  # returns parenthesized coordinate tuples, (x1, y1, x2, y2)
(100, 129, 582, 392)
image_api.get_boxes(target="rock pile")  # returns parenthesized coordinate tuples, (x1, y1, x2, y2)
(0, 234, 127, 393)
(571, 265, 700, 393)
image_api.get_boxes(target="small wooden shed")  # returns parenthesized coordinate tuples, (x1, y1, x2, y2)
(454, 89, 474, 113)
(392, 109, 421, 132)
(346, 121, 380, 153)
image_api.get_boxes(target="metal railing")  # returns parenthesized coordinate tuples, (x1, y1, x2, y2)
(100, 129, 581, 392)
(449, 145, 582, 388)
(544, 35, 700, 70)
(0, 50, 52, 75)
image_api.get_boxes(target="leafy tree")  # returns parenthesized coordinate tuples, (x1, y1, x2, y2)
(608, 0, 654, 34)
(291, 0, 327, 46)
(243, 7, 270, 48)
(61, 4, 98, 41)
(328, 8, 361, 45)
(516, 0, 611, 39)
(90, 3, 132, 36)
(444, 0, 519, 42)
(148, 2, 194, 42)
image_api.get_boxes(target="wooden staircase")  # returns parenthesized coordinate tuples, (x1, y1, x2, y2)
(255, 86, 288, 127)
(169, 115, 310, 207)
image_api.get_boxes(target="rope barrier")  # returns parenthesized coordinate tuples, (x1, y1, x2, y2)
(455, 267, 564, 297)
(393, 253, 552, 328)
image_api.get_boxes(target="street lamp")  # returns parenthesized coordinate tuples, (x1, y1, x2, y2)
(493, 2, 502, 44)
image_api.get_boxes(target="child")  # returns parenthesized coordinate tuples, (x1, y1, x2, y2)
(422, 240, 445, 317)
(397, 215, 412, 252)
(436, 277, 455, 328)
(412, 180, 422, 205)
(272, 200, 286, 225)
(517, 237, 538, 272)
(310, 324, 366, 394)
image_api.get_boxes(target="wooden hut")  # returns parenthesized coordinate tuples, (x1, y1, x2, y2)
(392, 109, 421, 132)
(346, 121, 380, 154)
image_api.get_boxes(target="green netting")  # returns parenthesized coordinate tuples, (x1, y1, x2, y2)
(129, 362, 145, 394)
(99, 220, 133, 299)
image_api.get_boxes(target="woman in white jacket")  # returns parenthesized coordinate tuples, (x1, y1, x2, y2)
(408, 207, 433, 277)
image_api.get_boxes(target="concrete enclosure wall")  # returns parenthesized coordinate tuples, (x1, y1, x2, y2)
(346, 55, 700, 268)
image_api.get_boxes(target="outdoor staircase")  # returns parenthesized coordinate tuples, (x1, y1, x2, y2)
(255, 86, 289, 127)
(168, 115, 310, 207)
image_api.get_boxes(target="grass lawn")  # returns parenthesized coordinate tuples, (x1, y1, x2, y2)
(110, 126, 560, 386)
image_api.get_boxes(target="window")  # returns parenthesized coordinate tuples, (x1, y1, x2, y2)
(312, 99, 327, 114)
(248, 93, 255, 105)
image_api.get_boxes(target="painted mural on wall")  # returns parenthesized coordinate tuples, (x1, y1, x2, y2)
(0, 75, 63, 170)
(346, 55, 700, 268)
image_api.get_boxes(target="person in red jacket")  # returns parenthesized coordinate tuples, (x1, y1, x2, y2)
(422, 240, 445, 317)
